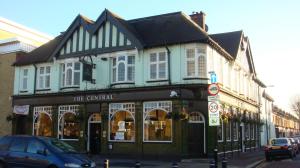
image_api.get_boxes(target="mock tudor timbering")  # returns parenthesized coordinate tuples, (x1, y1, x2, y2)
(12, 9, 264, 158)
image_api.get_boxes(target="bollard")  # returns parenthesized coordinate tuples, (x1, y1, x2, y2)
(209, 160, 215, 168)
(135, 161, 141, 168)
(172, 162, 179, 168)
(214, 148, 218, 168)
(221, 158, 227, 168)
(103, 159, 109, 168)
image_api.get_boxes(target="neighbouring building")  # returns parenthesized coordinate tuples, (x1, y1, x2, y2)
(273, 105, 300, 138)
(260, 91, 275, 146)
(12, 10, 264, 158)
(0, 17, 52, 135)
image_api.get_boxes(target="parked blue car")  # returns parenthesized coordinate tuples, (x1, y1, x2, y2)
(0, 135, 96, 168)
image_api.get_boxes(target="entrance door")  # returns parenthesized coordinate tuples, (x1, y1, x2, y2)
(16, 115, 26, 134)
(88, 113, 102, 154)
(89, 123, 101, 154)
(187, 112, 206, 157)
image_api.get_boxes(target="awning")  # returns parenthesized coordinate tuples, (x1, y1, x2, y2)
(13, 105, 29, 115)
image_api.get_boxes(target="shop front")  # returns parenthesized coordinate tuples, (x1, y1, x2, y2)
(12, 85, 212, 158)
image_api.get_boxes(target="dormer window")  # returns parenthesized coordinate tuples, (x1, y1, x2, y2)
(61, 62, 81, 88)
(112, 55, 135, 83)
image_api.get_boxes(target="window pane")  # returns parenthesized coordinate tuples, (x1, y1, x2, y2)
(66, 69, 72, 86)
(118, 56, 125, 61)
(127, 66, 134, 81)
(45, 75, 50, 88)
(198, 55, 206, 77)
(144, 110, 171, 141)
(110, 111, 135, 141)
(9, 140, 27, 152)
(128, 56, 135, 64)
(158, 63, 166, 78)
(226, 123, 231, 141)
(112, 68, 116, 82)
(112, 58, 116, 66)
(46, 66, 51, 73)
(118, 63, 125, 81)
(74, 72, 80, 85)
(187, 61, 195, 76)
(27, 140, 45, 154)
(61, 113, 80, 139)
(159, 52, 166, 61)
(74, 62, 80, 70)
(23, 69, 28, 76)
(187, 49, 195, 59)
(217, 123, 223, 141)
(23, 78, 28, 90)
(150, 64, 156, 79)
(40, 67, 45, 74)
(39, 76, 44, 88)
(150, 53, 157, 62)
(67, 63, 72, 67)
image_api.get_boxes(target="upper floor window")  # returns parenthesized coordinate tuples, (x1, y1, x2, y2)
(186, 48, 206, 78)
(61, 62, 81, 87)
(37, 66, 51, 89)
(112, 55, 135, 83)
(21, 69, 28, 91)
(149, 52, 167, 80)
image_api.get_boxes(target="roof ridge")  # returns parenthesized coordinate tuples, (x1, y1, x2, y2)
(128, 11, 182, 22)
(210, 30, 243, 36)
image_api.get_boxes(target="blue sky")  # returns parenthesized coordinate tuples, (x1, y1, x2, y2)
(2, 0, 300, 112)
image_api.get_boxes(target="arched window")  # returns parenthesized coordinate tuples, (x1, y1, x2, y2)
(112, 55, 135, 83)
(143, 101, 172, 142)
(33, 106, 53, 137)
(58, 105, 80, 140)
(189, 112, 204, 123)
(109, 103, 135, 141)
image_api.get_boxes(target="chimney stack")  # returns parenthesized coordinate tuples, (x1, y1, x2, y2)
(190, 11, 208, 32)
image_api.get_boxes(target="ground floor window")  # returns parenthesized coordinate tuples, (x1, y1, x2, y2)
(233, 122, 239, 141)
(217, 120, 224, 142)
(58, 105, 80, 140)
(33, 106, 53, 137)
(245, 123, 250, 140)
(226, 122, 231, 141)
(109, 103, 135, 141)
(143, 101, 172, 142)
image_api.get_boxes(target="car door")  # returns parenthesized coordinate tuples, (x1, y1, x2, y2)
(24, 139, 50, 168)
(6, 137, 28, 168)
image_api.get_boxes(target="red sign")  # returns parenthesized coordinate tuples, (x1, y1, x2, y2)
(208, 83, 220, 96)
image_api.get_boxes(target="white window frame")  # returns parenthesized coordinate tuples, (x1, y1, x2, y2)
(58, 105, 80, 141)
(32, 106, 53, 136)
(143, 101, 172, 143)
(149, 51, 168, 80)
(21, 68, 29, 91)
(185, 48, 206, 78)
(61, 62, 81, 88)
(108, 103, 135, 142)
(218, 120, 224, 142)
(112, 55, 135, 83)
(36, 66, 51, 90)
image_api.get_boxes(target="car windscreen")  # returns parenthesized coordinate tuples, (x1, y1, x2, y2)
(43, 138, 78, 153)
(271, 139, 288, 145)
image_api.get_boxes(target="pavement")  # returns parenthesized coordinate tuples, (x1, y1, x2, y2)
(91, 149, 265, 168)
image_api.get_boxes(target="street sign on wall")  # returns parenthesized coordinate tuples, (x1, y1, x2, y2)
(208, 101, 220, 126)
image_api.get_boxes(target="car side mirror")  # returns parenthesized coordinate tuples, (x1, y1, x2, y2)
(37, 149, 46, 156)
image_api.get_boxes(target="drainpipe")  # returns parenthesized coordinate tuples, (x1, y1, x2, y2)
(33, 64, 37, 94)
(165, 46, 171, 85)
